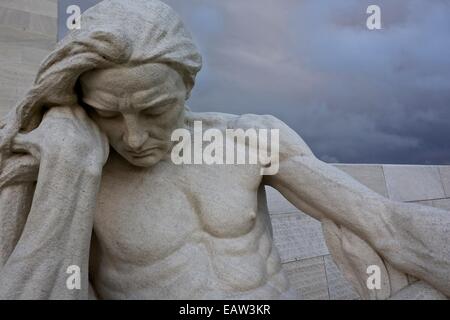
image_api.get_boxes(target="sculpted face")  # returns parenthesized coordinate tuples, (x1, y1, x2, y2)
(79, 63, 187, 167)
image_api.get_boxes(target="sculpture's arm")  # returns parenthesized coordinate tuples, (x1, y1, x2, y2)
(0, 155, 39, 269)
(242, 115, 450, 296)
(0, 106, 108, 300)
(0, 151, 101, 299)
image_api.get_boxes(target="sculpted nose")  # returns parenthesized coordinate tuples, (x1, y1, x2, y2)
(123, 115, 149, 150)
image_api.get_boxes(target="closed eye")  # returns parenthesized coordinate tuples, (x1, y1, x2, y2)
(142, 103, 176, 116)
(95, 109, 121, 119)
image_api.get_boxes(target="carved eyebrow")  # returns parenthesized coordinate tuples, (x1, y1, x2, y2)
(82, 96, 118, 111)
(135, 97, 179, 110)
(82, 100, 121, 118)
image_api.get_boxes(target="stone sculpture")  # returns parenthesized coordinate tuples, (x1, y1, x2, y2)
(0, 0, 448, 300)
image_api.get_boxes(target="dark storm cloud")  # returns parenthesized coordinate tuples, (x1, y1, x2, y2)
(162, 0, 450, 164)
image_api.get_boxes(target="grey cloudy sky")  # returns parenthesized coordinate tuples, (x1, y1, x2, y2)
(59, 0, 450, 164)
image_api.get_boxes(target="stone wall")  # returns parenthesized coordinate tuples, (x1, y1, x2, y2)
(268, 164, 450, 299)
(0, 0, 57, 117)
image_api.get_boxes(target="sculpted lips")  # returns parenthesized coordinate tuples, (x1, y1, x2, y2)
(128, 147, 161, 158)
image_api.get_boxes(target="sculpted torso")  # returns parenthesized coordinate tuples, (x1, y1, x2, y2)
(92, 114, 291, 299)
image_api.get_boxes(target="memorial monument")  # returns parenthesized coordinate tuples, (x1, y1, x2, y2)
(0, 0, 448, 300)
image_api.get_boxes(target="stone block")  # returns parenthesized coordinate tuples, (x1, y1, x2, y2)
(324, 255, 360, 300)
(265, 186, 301, 215)
(438, 166, 450, 198)
(431, 199, 450, 211)
(0, 25, 55, 51)
(412, 200, 434, 207)
(383, 165, 445, 202)
(0, 0, 57, 18)
(29, 12, 57, 37)
(282, 257, 329, 300)
(0, 7, 30, 32)
(335, 164, 388, 197)
(271, 213, 329, 262)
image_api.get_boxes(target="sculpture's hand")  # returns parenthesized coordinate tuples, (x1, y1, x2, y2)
(11, 105, 109, 174)
(0, 105, 109, 299)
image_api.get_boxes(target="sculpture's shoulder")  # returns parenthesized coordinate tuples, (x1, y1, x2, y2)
(185, 111, 311, 157)
(191, 112, 318, 162)
(185, 111, 237, 131)
(185, 111, 285, 131)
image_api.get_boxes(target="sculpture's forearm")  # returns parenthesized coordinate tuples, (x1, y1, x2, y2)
(267, 156, 393, 242)
(267, 155, 450, 296)
(0, 152, 102, 300)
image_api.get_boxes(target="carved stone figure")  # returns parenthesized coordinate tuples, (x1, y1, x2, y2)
(0, 0, 448, 300)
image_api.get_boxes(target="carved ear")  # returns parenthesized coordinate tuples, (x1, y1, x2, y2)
(322, 219, 393, 299)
